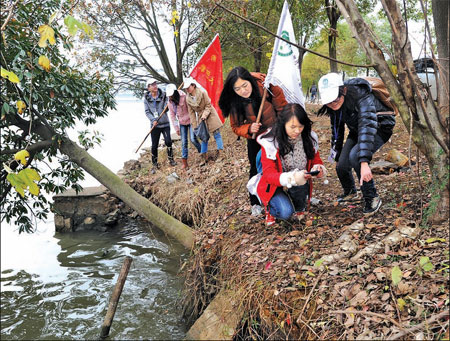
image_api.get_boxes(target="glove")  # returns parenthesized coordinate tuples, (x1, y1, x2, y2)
(293, 170, 307, 186)
(311, 164, 328, 178)
(279, 171, 297, 188)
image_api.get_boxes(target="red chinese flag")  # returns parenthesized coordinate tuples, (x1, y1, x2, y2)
(190, 34, 224, 122)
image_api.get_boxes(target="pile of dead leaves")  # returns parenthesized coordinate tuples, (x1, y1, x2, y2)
(125, 106, 449, 340)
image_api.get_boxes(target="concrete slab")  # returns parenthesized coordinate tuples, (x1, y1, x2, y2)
(53, 185, 107, 198)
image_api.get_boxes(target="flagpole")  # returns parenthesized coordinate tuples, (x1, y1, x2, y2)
(251, 88, 268, 139)
(252, 0, 301, 139)
(135, 82, 184, 154)
(188, 33, 220, 76)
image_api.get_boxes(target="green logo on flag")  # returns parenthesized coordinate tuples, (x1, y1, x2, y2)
(277, 30, 293, 57)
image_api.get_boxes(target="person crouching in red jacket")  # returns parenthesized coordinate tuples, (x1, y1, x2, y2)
(253, 103, 327, 226)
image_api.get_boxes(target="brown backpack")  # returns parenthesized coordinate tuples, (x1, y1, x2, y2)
(363, 77, 398, 115)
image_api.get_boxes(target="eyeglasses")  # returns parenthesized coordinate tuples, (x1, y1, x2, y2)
(233, 81, 250, 92)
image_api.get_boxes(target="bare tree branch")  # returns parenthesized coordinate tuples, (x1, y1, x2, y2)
(1, 0, 20, 31)
(0, 139, 53, 155)
(215, 1, 374, 68)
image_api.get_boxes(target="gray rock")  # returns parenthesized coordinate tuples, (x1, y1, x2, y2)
(123, 160, 141, 172)
(83, 216, 96, 225)
(105, 209, 120, 226)
(167, 172, 180, 183)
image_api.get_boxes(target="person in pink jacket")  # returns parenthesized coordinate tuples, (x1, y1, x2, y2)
(252, 103, 327, 226)
(166, 84, 201, 169)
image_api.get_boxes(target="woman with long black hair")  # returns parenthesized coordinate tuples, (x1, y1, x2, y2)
(219, 66, 287, 217)
(252, 103, 326, 226)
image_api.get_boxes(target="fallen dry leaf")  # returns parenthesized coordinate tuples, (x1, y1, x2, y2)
(292, 255, 301, 263)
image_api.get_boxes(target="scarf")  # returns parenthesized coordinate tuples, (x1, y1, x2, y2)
(186, 87, 202, 108)
(281, 137, 308, 172)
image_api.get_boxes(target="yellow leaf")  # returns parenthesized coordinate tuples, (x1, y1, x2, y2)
(266, 52, 272, 58)
(314, 259, 324, 267)
(22, 169, 40, 195)
(391, 266, 403, 286)
(16, 100, 26, 114)
(14, 150, 30, 166)
(425, 238, 446, 244)
(38, 55, 51, 72)
(49, 10, 59, 24)
(297, 279, 307, 287)
(247, 33, 251, 39)
(6, 173, 26, 197)
(187, 1, 191, 7)
(38, 24, 56, 48)
(7, 168, 41, 197)
(397, 298, 406, 311)
(391, 65, 398, 76)
(174, 30, 179, 37)
(1, 67, 20, 83)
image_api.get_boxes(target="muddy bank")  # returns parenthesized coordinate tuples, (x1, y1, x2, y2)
(122, 106, 449, 339)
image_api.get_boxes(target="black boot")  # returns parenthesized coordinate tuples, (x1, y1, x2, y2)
(167, 146, 176, 166)
(150, 163, 159, 174)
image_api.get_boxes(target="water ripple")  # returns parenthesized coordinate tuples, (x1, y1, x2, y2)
(1, 221, 187, 340)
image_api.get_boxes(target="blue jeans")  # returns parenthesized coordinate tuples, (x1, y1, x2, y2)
(268, 184, 309, 220)
(180, 124, 201, 158)
(200, 130, 224, 154)
(336, 134, 385, 200)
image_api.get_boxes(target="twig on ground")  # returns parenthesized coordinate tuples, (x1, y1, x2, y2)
(390, 287, 402, 324)
(295, 317, 321, 339)
(388, 310, 449, 340)
(297, 272, 323, 323)
(329, 309, 405, 330)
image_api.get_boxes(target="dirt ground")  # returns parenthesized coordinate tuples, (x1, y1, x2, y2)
(125, 104, 449, 340)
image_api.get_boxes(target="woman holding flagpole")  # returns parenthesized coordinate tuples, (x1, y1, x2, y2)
(219, 66, 287, 217)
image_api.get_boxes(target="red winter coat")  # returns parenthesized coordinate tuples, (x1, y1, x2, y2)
(256, 129, 323, 208)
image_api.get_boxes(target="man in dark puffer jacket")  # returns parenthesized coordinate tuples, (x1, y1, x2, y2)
(318, 73, 396, 215)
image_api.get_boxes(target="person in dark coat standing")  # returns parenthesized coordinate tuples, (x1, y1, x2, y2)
(318, 72, 396, 215)
(144, 78, 176, 174)
(310, 83, 317, 103)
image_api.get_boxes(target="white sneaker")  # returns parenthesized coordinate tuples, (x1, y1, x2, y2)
(251, 204, 263, 217)
(310, 197, 322, 206)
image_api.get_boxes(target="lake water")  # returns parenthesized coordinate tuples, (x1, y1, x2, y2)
(1, 95, 188, 339)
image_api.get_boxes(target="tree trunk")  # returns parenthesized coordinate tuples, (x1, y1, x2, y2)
(298, 43, 306, 74)
(432, 0, 449, 119)
(325, 0, 340, 72)
(59, 137, 195, 249)
(336, 0, 449, 223)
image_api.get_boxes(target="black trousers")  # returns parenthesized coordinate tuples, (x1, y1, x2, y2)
(151, 126, 173, 165)
(247, 138, 261, 206)
(336, 134, 386, 200)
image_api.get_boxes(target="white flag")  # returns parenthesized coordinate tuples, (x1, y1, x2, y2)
(264, 0, 305, 108)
